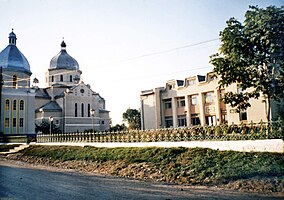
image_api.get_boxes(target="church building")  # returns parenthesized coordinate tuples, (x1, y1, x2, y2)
(34, 40, 110, 133)
(0, 30, 35, 136)
(0, 30, 110, 136)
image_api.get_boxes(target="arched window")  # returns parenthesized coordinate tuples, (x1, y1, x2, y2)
(13, 100, 17, 110)
(88, 104, 90, 117)
(20, 100, 24, 110)
(60, 75, 63, 82)
(13, 75, 18, 88)
(70, 75, 73, 82)
(5, 99, 10, 110)
(51, 75, 54, 82)
(81, 103, 84, 117)
(75, 103, 78, 117)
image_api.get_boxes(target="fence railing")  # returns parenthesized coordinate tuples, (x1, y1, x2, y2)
(36, 120, 284, 143)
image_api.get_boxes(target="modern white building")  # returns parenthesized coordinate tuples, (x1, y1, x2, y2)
(140, 72, 284, 130)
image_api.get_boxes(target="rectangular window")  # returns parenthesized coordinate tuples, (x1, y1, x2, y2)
(13, 100, 17, 110)
(60, 75, 63, 82)
(239, 111, 248, 121)
(5, 118, 9, 128)
(70, 75, 73, 82)
(165, 116, 173, 128)
(177, 97, 185, 107)
(178, 115, 187, 127)
(191, 114, 200, 126)
(164, 99, 172, 109)
(187, 79, 196, 86)
(221, 110, 228, 124)
(13, 118, 16, 127)
(204, 92, 214, 103)
(222, 114, 228, 124)
(20, 118, 24, 127)
(190, 95, 198, 105)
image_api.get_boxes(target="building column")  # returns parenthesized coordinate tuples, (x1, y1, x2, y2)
(198, 92, 206, 126)
(214, 89, 221, 125)
(155, 88, 162, 129)
(185, 95, 191, 126)
(172, 97, 177, 127)
(140, 99, 145, 130)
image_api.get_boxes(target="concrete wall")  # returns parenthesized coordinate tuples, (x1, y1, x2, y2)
(141, 92, 157, 129)
(36, 139, 283, 153)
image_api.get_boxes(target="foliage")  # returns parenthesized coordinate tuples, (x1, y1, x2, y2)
(122, 108, 141, 130)
(35, 119, 61, 134)
(210, 6, 284, 121)
(21, 146, 284, 189)
(109, 123, 127, 132)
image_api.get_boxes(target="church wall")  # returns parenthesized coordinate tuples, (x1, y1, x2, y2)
(2, 71, 31, 88)
(1, 88, 35, 135)
(47, 69, 81, 87)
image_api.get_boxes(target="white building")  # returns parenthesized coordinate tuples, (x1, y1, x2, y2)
(35, 40, 110, 132)
(0, 30, 110, 136)
(0, 30, 35, 136)
(140, 72, 284, 130)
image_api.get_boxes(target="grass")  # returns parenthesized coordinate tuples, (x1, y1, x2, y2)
(19, 145, 284, 187)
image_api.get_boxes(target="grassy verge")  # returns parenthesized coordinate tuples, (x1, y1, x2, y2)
(10, 145, 284, 192)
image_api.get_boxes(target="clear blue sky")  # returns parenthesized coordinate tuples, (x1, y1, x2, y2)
(0, 0, 282, 124)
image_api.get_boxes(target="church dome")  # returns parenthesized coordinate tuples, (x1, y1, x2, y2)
(49, 40, 79, 70)
(0, 29, 31, 74)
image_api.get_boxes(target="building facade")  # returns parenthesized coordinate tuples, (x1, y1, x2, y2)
(0, 30, 110, 135)
(35, 40, 110, 133)
(0, 30, 35, 135)
(140, 72, 284, 130)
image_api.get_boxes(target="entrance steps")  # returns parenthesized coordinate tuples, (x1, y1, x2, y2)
(0, 144, 30, 155)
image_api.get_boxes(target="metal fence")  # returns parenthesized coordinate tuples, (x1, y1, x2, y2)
(36, 120, 284, 143)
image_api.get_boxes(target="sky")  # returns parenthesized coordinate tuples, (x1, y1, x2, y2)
(0, 0, 283, 125)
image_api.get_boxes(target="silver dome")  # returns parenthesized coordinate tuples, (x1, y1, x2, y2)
(0, 30, 31, 74)
(49, 41, 79, 70)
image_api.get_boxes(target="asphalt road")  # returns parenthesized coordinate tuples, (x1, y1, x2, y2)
(0, 160, 282, 200)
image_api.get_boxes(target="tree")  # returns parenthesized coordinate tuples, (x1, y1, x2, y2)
(122, 108, 141, 130)
(35, 119, 61, 134)
(109, 124, 127, 132)
(210, 6, 284, 122)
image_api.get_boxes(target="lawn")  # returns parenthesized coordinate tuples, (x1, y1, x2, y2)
(18, 145, 284, 192)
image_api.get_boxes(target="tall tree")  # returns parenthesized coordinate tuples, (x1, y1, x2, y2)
(210, 6, 284, 121)
(122, 108, 141, 130)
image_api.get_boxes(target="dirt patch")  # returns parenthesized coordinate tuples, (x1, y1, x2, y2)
(1, 153, 283, 195)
